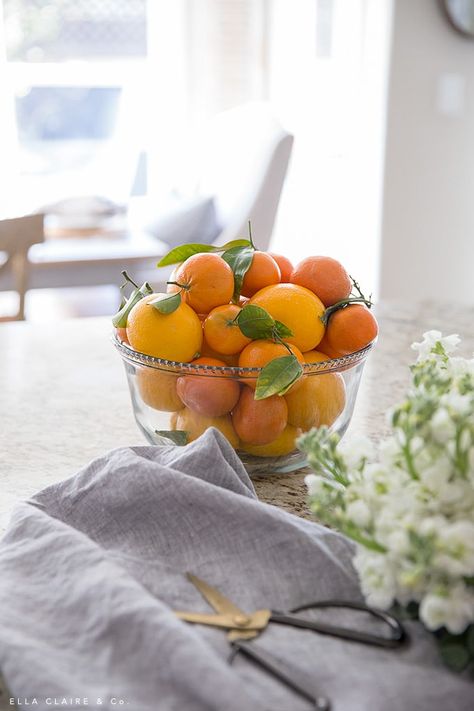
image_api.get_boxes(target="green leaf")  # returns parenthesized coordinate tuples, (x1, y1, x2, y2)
(221, 246, 254, 300)
(155, 430, 189, 446)
(157, 239, 251, 267)
(439, 642, 470, 672)
(149, 292, 181, 314)
(236, 304, 275, 339)
(255, 355, 303, 399)
(112, 282, 153, 328)
(274, 320, 293, 339)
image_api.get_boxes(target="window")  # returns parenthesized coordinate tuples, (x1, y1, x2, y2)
(1, 0, 148, 210)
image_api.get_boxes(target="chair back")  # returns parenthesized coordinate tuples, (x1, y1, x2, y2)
(195, 103, 293, 250)
(0, 214, 44, 321)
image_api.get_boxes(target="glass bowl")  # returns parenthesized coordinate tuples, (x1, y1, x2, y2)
(113, 335, 375, 476)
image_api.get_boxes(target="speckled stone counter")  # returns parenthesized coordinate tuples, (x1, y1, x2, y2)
(1, 302, 473, 534)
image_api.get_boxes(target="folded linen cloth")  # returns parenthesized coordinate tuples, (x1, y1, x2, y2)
(0, 429, 471, 711)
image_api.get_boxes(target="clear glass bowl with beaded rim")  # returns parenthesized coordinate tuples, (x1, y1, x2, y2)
(113, 335, 376, 476)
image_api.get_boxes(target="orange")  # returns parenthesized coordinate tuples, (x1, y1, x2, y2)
(167, 253, 234, 313)
(240, 251, 281, 298)
(199, 336, 240, 366)
(127, 293, 202, 362)
(249, 283, 325, 352)
(268, 253, 294, 282)
(290, 256, 351, 307)
(232, 386, 288, 445)
(238, 339, 304, 389)
(176, 357, 240, 417)
(325, 304, 378, 356)
(203, 304, 251, 355)
(170, 407, 239, 448)
(136, 367, 183, 412)
(315, 333, 344, 360)
(239, 424, 301, 457)
(285, 350, 346, 431)
(116, 327, 129, 344)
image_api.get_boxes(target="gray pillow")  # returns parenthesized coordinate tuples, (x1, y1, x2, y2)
(137, 194, 221, 247)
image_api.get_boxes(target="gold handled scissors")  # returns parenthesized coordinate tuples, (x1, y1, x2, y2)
(175, 573, 407, 711)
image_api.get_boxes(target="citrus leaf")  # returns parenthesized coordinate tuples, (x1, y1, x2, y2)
(274, 320, 293, 339)
(149, 292, 181, 314)
(221, 245, 254, 300)
(157, 239, 251, 267)
(439, 642, 470, 672)
(112, 282, 153, 328)
(236, 304, 275, 339)
(155, 430, 189, 446)
(255, 355, 303, 399)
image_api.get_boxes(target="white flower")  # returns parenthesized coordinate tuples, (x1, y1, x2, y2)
(346, 500, 371, 528)
(419, 585, 474, 634)
(411, 331, 460, 361)
(378, 437, 399, 466)
(305, 474, 325, 496)
(385, 529, 409, 555)
(304, 474, 344, 496)
(353, 550, 396, 609)
(433, 521, 474, 576)
(441, 391, 472, 417)
(301, 331, 474, 648)
(429, 408, 456, 444)
(418, 516, 447, 537)
(338, 435, 375, 472)
(419, 457, 451, 492)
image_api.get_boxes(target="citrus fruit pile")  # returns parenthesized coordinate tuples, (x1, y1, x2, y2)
(113, 232, 378, 458)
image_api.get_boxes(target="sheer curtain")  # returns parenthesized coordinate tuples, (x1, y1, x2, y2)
(267, 0, 393, 296)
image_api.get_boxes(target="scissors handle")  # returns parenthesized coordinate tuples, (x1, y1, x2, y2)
(229, 639, 330, 711)
(270, 600, 406, 649)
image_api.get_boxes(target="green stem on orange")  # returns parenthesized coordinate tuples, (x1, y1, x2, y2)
(248, 220, 256, 250)
(166, 280, 189, 292)
(321, 296, 374, 327)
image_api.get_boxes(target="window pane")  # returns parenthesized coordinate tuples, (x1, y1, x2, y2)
(3, 0, 147, 61)
(15, 86, 122, 141)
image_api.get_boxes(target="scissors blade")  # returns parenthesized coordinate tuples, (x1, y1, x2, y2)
(175, 611, 242, 628)
(186, 572, 246, 617)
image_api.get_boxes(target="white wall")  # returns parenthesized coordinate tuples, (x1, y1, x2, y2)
(380, 0, 474, 304)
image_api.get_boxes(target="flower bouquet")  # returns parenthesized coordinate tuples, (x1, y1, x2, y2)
(300, 331, 474, 672)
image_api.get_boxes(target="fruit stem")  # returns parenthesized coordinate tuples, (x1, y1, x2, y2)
(166, 280, 189, 292)
(248, 220, 256, 250)
(322, 296, 373, 327)
(349, 275, 372, 304)
(121, 270, 140, 289)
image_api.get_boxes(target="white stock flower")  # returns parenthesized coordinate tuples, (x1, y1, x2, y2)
(429, 408, 455, 444)
(411, 331, 460, 361)
(353, 549, 396, 609)
(419, 457, 451, 492)
(304, 474, 325, 496)
(385, 529, 410, 556)
(420, 585, 474, 634)
(338, 435, 375, 472)
(441, 391, 472, 417)
(305, 474, 344, 497)
(345, 500, 371, 528)
(434, 521, 474, 576)
(378, 437, 399, 466)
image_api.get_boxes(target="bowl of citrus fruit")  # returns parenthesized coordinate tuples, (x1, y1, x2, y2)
(112, 230, 378, 475)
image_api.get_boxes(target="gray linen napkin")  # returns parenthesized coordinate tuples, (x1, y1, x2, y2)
(0, 429, 471, 711)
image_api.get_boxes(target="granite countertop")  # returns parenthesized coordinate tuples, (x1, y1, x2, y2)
(1, 301, 473, 533)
